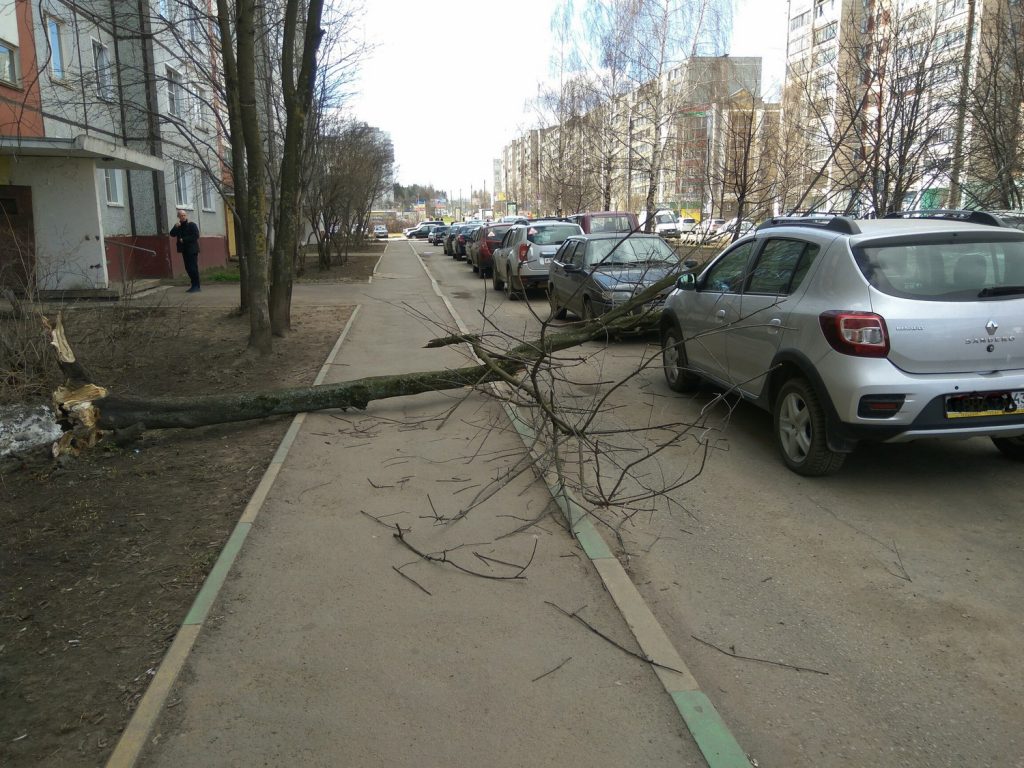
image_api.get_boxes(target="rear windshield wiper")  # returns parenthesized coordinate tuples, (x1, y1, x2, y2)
(978, 286, 1024, 298)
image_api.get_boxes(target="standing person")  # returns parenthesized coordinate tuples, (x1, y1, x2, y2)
(170, 209, 201, 293)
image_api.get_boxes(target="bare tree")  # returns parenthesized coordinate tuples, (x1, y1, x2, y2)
(960, 0, 1024, 209)
(706, 92, 780, 240)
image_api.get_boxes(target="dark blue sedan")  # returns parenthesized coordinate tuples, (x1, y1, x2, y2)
(547, 234, 683, 321)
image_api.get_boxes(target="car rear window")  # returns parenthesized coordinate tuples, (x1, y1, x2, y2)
(527, 223, 580, 245)
(589, 215, 634, 233)
(855, 238, 1024, 300)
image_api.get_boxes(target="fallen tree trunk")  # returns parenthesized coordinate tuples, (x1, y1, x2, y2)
(87, 365, 509, 431)
(36, 275, 672, 454)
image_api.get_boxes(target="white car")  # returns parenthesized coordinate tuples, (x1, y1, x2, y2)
(373, 225, 388, 239)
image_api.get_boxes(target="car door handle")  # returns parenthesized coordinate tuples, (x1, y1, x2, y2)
(770, 318, 782, 327)
(716, 309, 727, 321)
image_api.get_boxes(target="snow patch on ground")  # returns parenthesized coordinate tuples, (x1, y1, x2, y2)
(0, 404, 63, 457)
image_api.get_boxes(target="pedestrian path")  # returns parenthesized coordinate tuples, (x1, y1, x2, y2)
(108, 245, 708, 766)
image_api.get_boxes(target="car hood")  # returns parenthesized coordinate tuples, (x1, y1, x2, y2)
(591, 264, 678, 289)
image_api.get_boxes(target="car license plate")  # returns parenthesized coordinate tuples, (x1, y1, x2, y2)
(945, 390, 1024, 418)
(540, 257, 550, 264)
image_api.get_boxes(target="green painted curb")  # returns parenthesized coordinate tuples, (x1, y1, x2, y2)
(184, 522, 251, 626)
(672, 691, 752, 767)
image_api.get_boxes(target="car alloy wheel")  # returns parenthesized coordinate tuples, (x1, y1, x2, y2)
(504, 273, 519, 301)
(661, 325, 699, 392)
(773, 378, 846, 476)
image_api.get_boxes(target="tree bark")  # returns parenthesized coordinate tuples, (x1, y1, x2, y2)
(43, 275, 670, 448)
(236, 0, 273, 353)
(269, 0, 325, 336)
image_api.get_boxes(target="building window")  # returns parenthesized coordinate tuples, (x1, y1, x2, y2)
(938, 0, 966, 19)
(813, 21, 837, 45)
(201, 173, 215, 210)
(157, 0, 175, 22)
(93, 40, 114, 99)
(174, 161, 192, 207)
(166, 66, 184, 118)
(0, 40, 17, 85)
(194, 84, 210, 127)
(47, 19, 64, 79)
(189, 12, 204, 43)
(104, 168, 123, 206)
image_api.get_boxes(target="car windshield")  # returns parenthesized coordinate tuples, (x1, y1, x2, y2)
(587, 237, 680, 266)
(655, 213, 675, 224)
(855, 238, 1024, 300)
(526, 224, 580, 245)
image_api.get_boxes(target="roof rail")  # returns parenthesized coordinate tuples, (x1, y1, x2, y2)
(882, 209, 1006, 227)
(757, 215, 861, 235)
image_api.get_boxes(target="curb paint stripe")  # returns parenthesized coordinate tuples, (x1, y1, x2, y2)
(183, 522, 250, 626)
(105, 625, 201, 768)
(673, 692, 754, 768)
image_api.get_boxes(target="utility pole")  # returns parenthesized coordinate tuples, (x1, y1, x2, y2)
(948, 0, 976, 209)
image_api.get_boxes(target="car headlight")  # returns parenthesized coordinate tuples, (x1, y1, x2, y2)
(599, 289, 637, 303)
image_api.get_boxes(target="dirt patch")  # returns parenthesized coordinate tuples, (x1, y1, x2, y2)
(0, 260, 372, 766)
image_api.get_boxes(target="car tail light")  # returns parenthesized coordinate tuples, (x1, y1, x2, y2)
(819, 311, 890, 357)
(481, 241, 491, 257)
(518, 243, 530, 262)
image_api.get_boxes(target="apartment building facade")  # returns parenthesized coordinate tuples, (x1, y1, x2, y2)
(782, 0, 1023, 214)
(0, 0, 228, 295)
(496, 56, 769, 221)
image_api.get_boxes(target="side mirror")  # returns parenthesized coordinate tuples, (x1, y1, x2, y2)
(563, 262, 580, 273)
(683, 259, 698, 269)
(675, 273, 697, 291)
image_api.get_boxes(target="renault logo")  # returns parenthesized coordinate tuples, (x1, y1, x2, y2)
(986, 320, 999, 336)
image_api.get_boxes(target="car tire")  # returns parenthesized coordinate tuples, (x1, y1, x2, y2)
(504, 274, 519, 301)
(661, 325, 699, 392)
(773, 378, 846, 477)
(991, 436, 1024, 460)
(492, 269, 505, 291)
(547, 286, 567, 320)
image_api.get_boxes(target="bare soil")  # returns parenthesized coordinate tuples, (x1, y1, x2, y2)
(0, 253, 377, 767)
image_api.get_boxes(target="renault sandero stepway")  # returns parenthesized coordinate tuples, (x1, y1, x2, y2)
(659, 212, 1024, 475)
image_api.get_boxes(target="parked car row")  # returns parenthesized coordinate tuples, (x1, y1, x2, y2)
(413, 207, 1024, 478)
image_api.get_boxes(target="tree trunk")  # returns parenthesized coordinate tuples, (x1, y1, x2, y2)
(43, 283, 670, 449)
(270, 0, 326, 336)
(215, 0, 250, 313)
(236, 0, 273, 354)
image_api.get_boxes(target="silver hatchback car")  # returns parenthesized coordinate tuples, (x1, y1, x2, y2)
(659, 213, 1024, 475)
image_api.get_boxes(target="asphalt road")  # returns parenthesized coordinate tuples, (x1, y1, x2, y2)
(410, 235, 1024, 768)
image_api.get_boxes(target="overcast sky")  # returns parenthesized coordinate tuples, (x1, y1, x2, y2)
(348, 0, 789, 199)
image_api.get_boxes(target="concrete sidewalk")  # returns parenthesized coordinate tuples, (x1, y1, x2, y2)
(109, 246, 711, 767)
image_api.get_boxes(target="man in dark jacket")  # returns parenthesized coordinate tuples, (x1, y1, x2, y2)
(170, 209, 201, 292)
